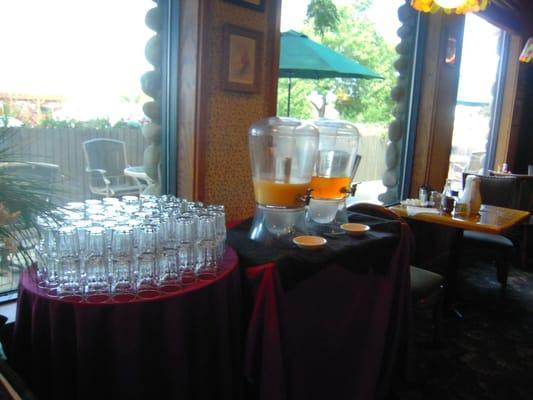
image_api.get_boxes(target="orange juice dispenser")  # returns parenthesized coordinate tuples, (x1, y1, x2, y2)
(248, 117, 319, 245)
(307, 119, 360, 233)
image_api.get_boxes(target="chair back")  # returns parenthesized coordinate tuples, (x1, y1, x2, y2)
(516, 178, 533, 212)
(82, 139, 129, 177)
(349, 202, 416, 267)
(464, 151, 485, 174)
(348, 202, 401, 221)
(464, 173, 519, 208)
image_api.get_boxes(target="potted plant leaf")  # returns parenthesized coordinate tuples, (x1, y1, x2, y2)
(0, 126, 61, 286)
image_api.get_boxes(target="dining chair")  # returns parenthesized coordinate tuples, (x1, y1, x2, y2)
(82, 138, 146, 197)
(348, 202, 444, 344)
(487, 172, 533, 268)
(512, 176, 533, 268)
(461, 174, 521, 288)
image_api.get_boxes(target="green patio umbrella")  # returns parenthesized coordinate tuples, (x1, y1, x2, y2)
(279, 30, 383, 116)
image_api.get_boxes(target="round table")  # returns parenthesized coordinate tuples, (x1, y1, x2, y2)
(9, 247, 242, 400)
(124, 166, 154, 185)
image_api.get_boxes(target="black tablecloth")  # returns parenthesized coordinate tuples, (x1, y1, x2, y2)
(228, 212, 412, 400)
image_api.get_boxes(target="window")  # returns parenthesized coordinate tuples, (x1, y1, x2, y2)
(446, 14, 508, 191)
(278, 0, 414, 204)
(0, 0, 162, 297)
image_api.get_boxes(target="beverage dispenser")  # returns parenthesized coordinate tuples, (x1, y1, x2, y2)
(248, 117, 319, 245)
(307, 119, 360, 233)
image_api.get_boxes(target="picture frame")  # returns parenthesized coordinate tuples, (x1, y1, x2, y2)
(223, 0, 265, 12)
(221, 24, 263, 94)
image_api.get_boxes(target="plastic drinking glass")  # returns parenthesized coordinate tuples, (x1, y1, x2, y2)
(57, 226, 83, 300)
(196, 215, 218, 279)
(110, 225, 135, 298)
(137, 224, 159, 293)
(84, 227, 109, 301)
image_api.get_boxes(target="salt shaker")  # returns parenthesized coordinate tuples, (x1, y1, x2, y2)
(419, 185, 429, 204)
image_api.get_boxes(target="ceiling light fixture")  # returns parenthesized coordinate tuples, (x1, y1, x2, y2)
(411, 0, 491, 14)
(434, 0, 466, 8)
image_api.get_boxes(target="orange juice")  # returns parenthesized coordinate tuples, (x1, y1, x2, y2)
(253, 179, 310, 207)
(310, 176, 350, 199)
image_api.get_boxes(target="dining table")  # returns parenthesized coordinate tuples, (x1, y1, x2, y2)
(8, 247, 242, 400)
(227, 210, 413, 400)
(389, 204, 530, 314)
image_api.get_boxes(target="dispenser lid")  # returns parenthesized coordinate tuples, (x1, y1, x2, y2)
(311, 118, 360, 138)
(249, 116, 318, 137)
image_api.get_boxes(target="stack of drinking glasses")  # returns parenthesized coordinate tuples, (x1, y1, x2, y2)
(34, 195, 226, 301)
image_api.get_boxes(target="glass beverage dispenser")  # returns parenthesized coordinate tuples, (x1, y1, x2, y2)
(248, 117, 319, 245)
(307, 119, 360, 232)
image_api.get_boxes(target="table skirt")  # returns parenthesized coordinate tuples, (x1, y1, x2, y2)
(9, 248, 242, 400)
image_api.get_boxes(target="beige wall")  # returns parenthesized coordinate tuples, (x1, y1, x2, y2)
(183, 0, 280, 222)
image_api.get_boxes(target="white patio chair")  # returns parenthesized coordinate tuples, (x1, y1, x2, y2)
(82, 138, 146, 198)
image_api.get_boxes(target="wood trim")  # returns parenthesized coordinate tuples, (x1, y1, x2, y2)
(410, 13, 443, 197)
(410, 14, 465, 197)
(177, 0, 200, 199)
(266, 0, 281, 116)
(193, 0, 212, 202)
(494, 33, 522, 170)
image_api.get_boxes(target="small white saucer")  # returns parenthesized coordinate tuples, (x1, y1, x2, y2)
(293, 235, 327, 250)
(340, 223, 370, 236)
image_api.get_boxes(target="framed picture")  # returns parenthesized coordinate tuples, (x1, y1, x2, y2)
(221, 24, 263, 93)
(223, 0, 265, 12)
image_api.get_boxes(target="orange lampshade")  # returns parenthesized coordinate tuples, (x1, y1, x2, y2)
(519, 37, 533, 63)
(411, 0, 490, 14)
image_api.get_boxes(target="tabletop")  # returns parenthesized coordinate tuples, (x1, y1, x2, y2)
(488, 170, 533, 178)
(389, 204, 530, 234)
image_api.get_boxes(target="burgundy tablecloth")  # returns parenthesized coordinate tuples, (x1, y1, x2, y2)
(228, 212, 412, 400)
(9, 247, 242, 400)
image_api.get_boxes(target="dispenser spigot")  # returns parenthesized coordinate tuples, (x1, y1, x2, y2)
(350, 182, 358, 196)
(302, 188, 314, 206)
(341, 183, 359, 197)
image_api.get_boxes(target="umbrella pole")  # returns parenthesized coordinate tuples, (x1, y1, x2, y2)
(287, 75, 292, 116)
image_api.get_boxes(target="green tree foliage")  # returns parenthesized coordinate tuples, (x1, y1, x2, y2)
(306, 0, 340, 38)
(40, 117, 113, 129)
(278, 1, 398, 124)
(277, 78, 315, 118)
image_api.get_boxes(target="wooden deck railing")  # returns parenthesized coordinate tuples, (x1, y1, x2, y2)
(3, 127, 386, 203)
(4, 127, 147, 202)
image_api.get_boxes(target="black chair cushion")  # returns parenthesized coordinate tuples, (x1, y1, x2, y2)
(410, 266, 444, 302)
(463, 231, 514, 248)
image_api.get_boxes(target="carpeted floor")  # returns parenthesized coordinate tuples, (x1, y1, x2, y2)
(396, 252, 533, 400)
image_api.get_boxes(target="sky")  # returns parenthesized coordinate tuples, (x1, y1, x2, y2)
(457, 14, 502, 104)
(0, 0, 153, 121)
(281, 0, 404, 46)
(0, 0, 503, 121)
(281, 0, 502, 104)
